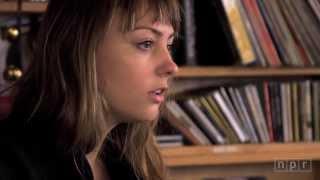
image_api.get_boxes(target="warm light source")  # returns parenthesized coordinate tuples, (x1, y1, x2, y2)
(3, 65, 23, 82)
(7, 27, 19, 38)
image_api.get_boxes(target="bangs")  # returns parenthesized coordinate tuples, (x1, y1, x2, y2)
(114, 0, 181, 36)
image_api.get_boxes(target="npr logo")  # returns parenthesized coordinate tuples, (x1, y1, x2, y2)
(274, 159, 312, 172)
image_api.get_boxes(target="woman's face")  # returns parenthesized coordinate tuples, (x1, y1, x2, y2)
(96, 11, 178, 122)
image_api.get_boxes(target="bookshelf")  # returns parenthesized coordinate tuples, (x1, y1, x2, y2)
(2, 1, 320, 180)
(166, 67, 320, 180)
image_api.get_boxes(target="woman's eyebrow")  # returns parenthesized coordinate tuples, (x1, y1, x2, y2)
(133, 26, 174, 39)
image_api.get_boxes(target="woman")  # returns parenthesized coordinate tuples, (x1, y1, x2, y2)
(0, 0, 181, 179)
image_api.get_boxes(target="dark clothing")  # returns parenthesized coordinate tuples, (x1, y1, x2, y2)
(0, 119, 140, 180)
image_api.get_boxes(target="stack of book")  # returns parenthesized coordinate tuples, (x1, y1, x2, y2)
(156, 134, 184, 148)
(165, 80, 320, 145)
(179, 0, 320, 66)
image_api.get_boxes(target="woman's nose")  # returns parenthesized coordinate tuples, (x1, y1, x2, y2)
(156, 48, 179, 77)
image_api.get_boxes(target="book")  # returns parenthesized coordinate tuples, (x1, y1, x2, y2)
(262, 81, 274, 142)
(291, 82, 300, 142)
(290, 0, 320, 61)
(281, 82, 293, 142)
(241, 0, 282, 67)
(308, 0, 320, 23)
(221, 0, 256, 66)
(157, 141, 183, 148)
(156, 134, 183, 142)
(236, 0, 267, 66)
(156, 134, 184, 148)
(181, 0, 197, 65)
(182, 99, 226, 144)
(299, 80, 313, 141)
(312, 81, 320, 141)
(258, 0, 306, 66)
(227, 86, 257, 142)
(233, 87, 259, 143)
(277, 0, 319, 66)
(197, 96, 236, 144)
(269, 81, 283, 142)
(212, 89, 250, 143)
(243, 84, 269, 143)
(220, 87, 244, 128)
(205, 94, 240, 143)
(165, 101, 211, 145)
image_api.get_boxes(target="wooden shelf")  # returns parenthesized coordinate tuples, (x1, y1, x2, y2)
(175, 67, 320, 78)
(161, 143, 320, 167)
(22, 2, 47, 13)
(0, 2, 16, 12)
(0, 2, 47, 13)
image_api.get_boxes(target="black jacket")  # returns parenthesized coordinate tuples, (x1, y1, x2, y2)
(0, 119, 140, 180)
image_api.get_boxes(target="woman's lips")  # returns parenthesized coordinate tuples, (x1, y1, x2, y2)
(149, 88, 167, 104)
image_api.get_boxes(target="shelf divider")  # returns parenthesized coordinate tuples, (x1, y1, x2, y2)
(175, 67, 320, 78)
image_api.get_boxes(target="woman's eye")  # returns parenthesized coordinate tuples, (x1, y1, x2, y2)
(137, 41, 153, 50)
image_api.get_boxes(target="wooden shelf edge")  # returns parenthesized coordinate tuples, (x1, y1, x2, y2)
(161, 143, 320, 167)
(22, 2, 47, 13)
(0, 2, 47, 13)
(0, 2, 16, 12)
(175, 67, 320, 78)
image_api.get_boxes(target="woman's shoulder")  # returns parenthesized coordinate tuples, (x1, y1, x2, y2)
(0, 136, 26, 179)
(0, 126, 86, 180)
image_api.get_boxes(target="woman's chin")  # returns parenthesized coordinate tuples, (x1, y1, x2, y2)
(138, 108, 160, 122)
(111, 104, 161, 123)
(140, 113, 159, 122)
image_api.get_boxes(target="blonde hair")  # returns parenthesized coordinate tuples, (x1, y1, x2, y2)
(9, 0, 181, 179)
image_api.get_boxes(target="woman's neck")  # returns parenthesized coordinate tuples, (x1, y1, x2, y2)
(86, 153, 110, 180)
(88, 113, 118, 158)
(86, 115, 118, 180)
